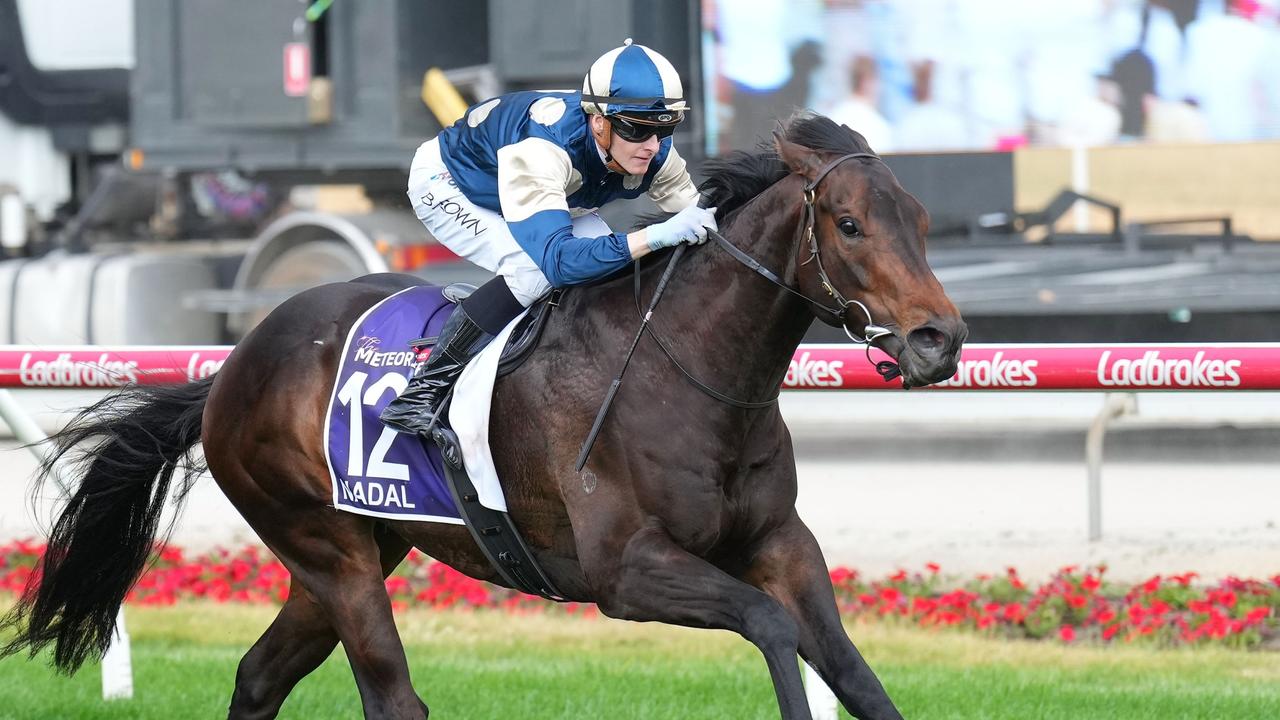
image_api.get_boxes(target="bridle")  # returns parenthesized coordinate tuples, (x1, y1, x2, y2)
(798, 154, 895, 341)
(637, 152, 904, 410)
(718, 152, 897, 344)
(580, 151, 906, 468)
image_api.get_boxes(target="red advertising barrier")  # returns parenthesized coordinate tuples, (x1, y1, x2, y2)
(786, 343, 1280, 391)
(0, 347, 230, 388)
(3, 344, 1280, 390)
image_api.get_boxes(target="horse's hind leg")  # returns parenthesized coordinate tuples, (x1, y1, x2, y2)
(229, 526, 414, 720)
(224, 490, 426, 720)
(228, 582, 336, 720)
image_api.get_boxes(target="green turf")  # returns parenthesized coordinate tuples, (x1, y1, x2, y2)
(2, 605, 1277, 719)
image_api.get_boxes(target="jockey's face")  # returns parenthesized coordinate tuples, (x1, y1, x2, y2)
(590, 114, 662, 175)
(610, 131, 661, 175)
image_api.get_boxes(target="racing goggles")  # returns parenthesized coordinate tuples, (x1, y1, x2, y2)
(608, 113, 681, 143)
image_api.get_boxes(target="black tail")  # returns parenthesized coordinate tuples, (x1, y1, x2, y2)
(0, 377, 214, 673)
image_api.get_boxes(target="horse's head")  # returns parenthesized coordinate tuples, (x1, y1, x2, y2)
(774, 119, 966, 388)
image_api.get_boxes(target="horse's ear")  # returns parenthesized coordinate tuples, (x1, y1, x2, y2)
(774, 130, 821, 182)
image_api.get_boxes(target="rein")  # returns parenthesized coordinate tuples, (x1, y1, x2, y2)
(579, 153, 909, 468)
(635, 152, 904, 410)
(633, 250, 779, 410)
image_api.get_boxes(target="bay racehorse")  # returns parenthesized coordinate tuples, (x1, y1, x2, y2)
(3, 115, 964, 719)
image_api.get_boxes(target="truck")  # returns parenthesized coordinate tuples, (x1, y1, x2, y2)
(0, 0, 697, 344)
(4, 0, 1275, 347)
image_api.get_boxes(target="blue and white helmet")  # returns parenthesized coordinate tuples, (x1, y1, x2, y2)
(581, 39, 687, 122)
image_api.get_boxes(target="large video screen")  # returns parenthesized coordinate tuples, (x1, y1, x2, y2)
(700, 0, 1280, 155)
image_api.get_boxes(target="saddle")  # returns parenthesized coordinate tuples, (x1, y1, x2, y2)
(408, 283, 563, 379)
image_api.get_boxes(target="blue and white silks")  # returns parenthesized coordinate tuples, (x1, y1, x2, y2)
(432, 90, 698, 289)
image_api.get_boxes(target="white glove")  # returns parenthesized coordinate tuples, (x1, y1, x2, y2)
(645, 205, 718, 252)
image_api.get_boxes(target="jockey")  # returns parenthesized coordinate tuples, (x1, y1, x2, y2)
(381, 40, 718, 438)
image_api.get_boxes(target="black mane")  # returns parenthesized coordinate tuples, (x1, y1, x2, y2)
(698, 114, 873, 220)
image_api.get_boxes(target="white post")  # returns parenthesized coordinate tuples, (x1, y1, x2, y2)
(0, 389, 134, 700)
(0, 389, 67, 489)
(1085, 393, 1136, 542)
(101, 610, 134, 699)
(804, 661, 839, 720)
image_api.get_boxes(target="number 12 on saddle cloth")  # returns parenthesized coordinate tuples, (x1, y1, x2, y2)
(323, 285, 517, 523)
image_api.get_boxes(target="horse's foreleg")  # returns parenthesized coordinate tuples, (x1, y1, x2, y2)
(229, 527, 413, 720)
(743, 516, 904, 720)
(594, 524, 813, 720)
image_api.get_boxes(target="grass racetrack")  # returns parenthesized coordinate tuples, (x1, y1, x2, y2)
(2, 603, 1279, 719)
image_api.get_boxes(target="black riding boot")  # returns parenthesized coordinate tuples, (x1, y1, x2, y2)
(379, 304, 494, 437)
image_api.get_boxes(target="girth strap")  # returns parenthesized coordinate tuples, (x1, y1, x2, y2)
(434, 427, 567, 601)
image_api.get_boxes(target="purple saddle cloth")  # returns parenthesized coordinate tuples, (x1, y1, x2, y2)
(324, 285, 465, 523)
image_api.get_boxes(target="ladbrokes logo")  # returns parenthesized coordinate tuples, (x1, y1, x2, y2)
(19, 353, 140, 387)
(185, 353, 224, 381)
(785, 352, 845, 387)
(1097, 350, 1241, 388)
(935, 352, 1038, 388)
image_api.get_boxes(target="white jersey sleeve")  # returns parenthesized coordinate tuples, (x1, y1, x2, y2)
(496, 137, 576, 221)
(646, 146, 700, 212)
(495, 137, 630, 287)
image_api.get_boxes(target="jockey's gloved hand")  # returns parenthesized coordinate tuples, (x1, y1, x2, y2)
(644, 205, 719, 252)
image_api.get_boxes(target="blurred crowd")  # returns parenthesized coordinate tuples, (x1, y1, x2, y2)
(704, 0, 1280, 153)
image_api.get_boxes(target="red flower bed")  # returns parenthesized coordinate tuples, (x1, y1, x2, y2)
(830, 564, 1280, 649)
(0, 540, 596, 618)
(3, 540, 1277, 648)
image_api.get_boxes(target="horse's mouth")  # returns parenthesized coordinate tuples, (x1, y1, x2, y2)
(871, 333, 959, 389)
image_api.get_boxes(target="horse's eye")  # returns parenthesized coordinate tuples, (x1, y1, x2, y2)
(838, 218, 861, 237)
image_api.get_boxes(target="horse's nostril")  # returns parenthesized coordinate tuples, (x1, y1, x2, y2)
(908, 326, 946, 355)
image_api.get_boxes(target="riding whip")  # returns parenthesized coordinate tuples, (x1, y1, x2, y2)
(575, 202, 709, 472)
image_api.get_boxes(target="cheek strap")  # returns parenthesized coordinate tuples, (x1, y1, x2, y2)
(591, 118, 629, 175)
